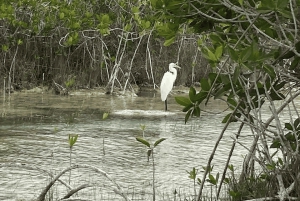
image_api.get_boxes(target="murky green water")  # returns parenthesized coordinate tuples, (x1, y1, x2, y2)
(0, 89, 288, 200)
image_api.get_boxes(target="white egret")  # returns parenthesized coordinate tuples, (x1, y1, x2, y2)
(160, 63, 181, 111)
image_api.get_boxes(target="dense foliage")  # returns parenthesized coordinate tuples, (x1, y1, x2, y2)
(160, 0, 300, 200)
(2, 0, 300, 200)
(0, 0, 205, 92)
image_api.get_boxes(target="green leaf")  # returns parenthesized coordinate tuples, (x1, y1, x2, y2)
(285, 132, 295, 141)
(183, 103, 194, 112)
(266, 163, 275, 170)
(270, 139, 281, 148)
(150, 0, 164, 9)
(1, 45, 9, 52)
(227, 46, 239, 61)
(278, 9, 292, 19)
(175, 96, 192, 106)
(294, 118, 300, 129)
(202, 46, 217, 62)
(194, 91, 208, 104)
(224, 178, 230, 184)
(290, 57, 300, 70)
(101, 14, 110, 24)
(228, 164, 234, 171)
(210, 33, 223, 44)
(285, 123, 293, 130)
(220, 74, 230, 85)
(131, 6, 139, 14)
(192, 106, 201, 117)
(189, 87, 196, 102)
(17, 39, 23, 45)
(276, 0, 289, 8)
(222, 112, 239, 123)
(197, 178, 202, 185)
(200, 78, 210, 91)
(263, 65, 276, 79)
(222, 113, 232, 123)
(269, 91, 285, 100)
(214, 87, 226, 99)
(273, 81, 286, 91)
(187, 167, 198, 180)
(59, 12, 65, 19)
(249, 42, 259, 60)
(229, 191, 241, 198)
(238, 0, 244, 6)
(103, 112, 109, 120)
(185, 110, 192, 124)
(241, 46, 252, 62)
(227, 98, 237, 110)
(154, 138, 166, 147)
(208, 174, 217, 185)
(232, 66, 240, 84)
(124, 24, 132, 32)
(215, 45, 223, 60)
(136, 137, 150, 148)
(68, 134, 78, 148)
(278, 158, 283, 166)
(197, 38, 203, 46)
(142, 20, 151, 29)
(140, 124, 146, 131)
(241, 63, 254, 71)
(164, 37, 175, 46)
(208, 73, 218, 85)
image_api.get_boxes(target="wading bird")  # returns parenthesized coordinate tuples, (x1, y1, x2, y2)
(160, 63, 181, 111)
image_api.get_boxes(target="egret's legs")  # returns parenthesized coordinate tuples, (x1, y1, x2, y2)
(165, 99, 168, 111)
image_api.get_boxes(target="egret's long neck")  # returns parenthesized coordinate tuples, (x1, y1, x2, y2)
(173, 69, 177, 77)
(170, 68, 177, 81)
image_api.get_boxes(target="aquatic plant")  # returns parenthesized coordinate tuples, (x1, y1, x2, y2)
(140, 124, 146, 138)
(0, 163, 131, 201)
(136, 137, 166, 201)
(68, 134, 78, 184)
(186, 167, 201, 199)
(102, 112, 109, 120)
(102, 112, 109, 155)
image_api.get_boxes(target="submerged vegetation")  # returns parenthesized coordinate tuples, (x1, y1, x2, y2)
(2, 0, 300, 200)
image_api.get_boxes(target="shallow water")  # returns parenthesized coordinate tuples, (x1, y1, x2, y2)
(0, 90, 295, 200)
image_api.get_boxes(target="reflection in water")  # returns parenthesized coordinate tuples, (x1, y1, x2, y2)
(0, 91, 291, 200)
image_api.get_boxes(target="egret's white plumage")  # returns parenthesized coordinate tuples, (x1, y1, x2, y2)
(160, 63, 180, 111)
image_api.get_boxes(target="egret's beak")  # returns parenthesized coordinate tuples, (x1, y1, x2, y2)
(175, 64, 181, 69)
